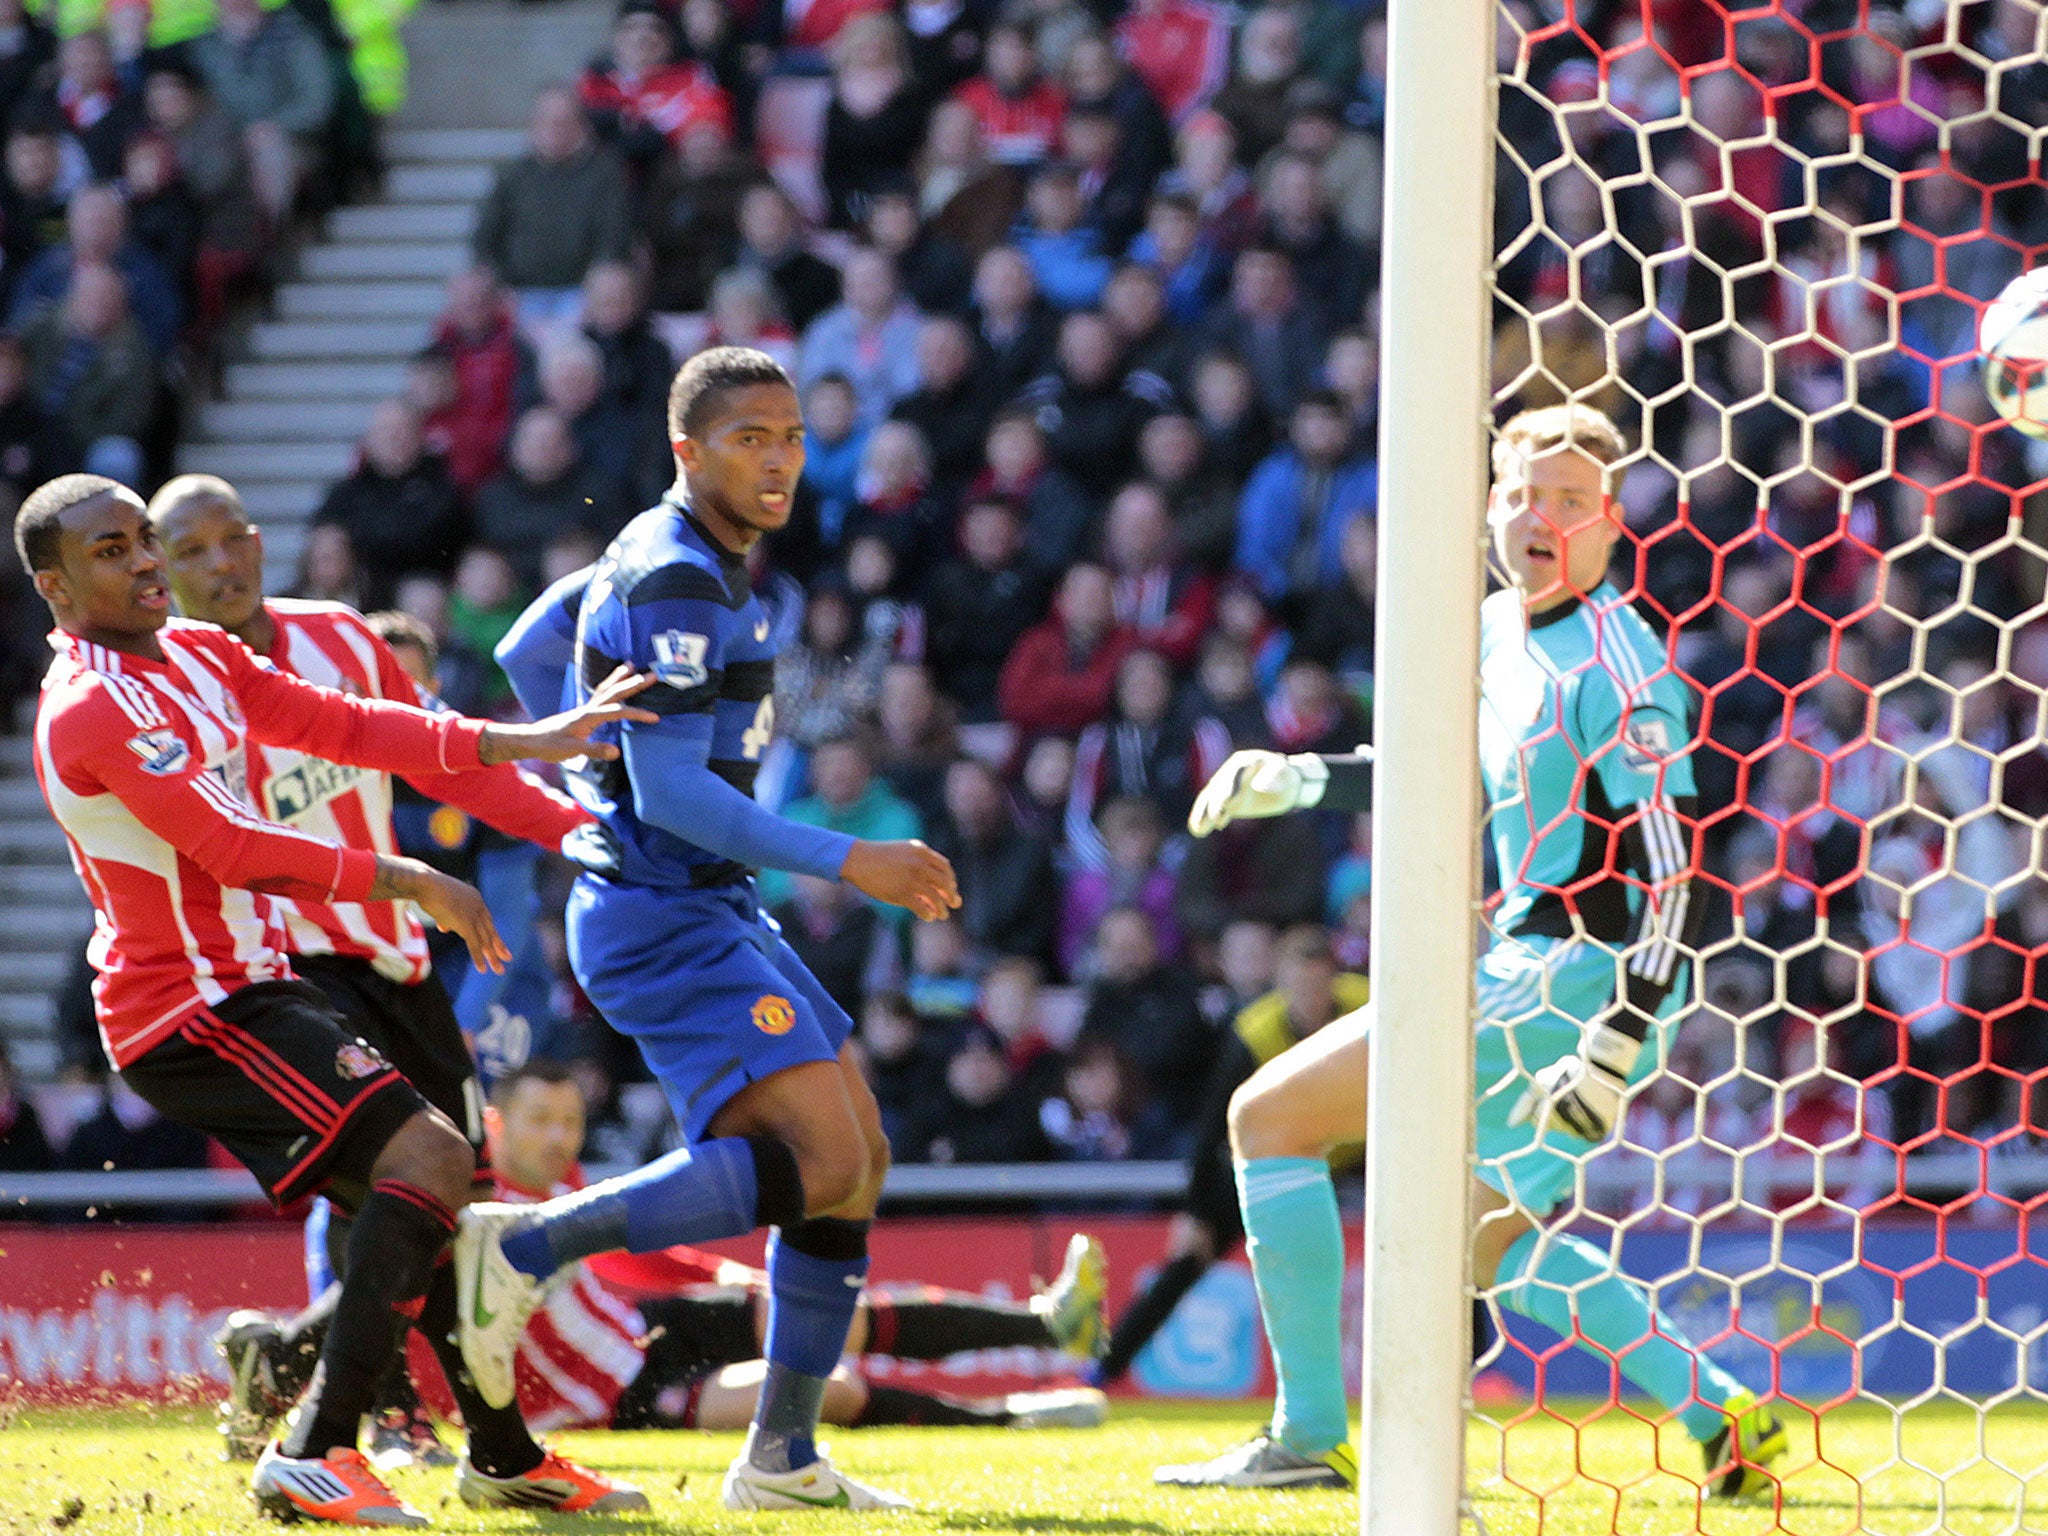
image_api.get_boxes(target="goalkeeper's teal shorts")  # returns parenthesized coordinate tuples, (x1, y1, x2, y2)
(1470, 935, 1679, 1217)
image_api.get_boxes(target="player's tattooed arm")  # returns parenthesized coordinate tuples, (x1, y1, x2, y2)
(367, 855, 512, 973)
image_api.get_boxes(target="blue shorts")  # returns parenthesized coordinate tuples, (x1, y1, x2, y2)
(566, 874, 854, 1143)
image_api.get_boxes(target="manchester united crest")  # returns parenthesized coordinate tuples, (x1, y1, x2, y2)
(751, 994, 796, 1036)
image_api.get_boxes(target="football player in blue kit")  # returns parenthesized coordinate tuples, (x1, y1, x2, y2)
(1154, 405, 1789, 1494)
(456, 347, 961, 1512)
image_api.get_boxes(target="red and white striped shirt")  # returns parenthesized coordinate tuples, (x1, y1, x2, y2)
(248, 600, 588, 984)
(492, 1164, 728, 1432)
(33, 620, 490, 1069)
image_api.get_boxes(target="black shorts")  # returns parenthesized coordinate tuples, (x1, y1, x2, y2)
(289, 955, 486, 1172)
(119, 979, 429, 1210)
(607, 1287, 761, 1429)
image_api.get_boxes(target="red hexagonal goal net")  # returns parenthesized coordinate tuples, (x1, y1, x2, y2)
(1468, 3, 2048, 1529)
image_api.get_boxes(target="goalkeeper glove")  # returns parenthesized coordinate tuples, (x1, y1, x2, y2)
(1187, 750, 1330, 836)
(1508, 1022, 1643, 1143)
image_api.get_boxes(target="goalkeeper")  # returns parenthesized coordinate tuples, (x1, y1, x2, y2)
(1155, 404, 1787, 1495)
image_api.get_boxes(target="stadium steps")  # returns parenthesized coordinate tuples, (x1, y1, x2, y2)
(176, 123, 531, 592)
(277, 283, 447, 321)
(0, 730, 82, 1078)
(197, 400, 380, 443)
(227, 360, 412, 398)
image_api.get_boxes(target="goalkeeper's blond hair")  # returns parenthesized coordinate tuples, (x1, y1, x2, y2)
(1493, 403, 1629, 483)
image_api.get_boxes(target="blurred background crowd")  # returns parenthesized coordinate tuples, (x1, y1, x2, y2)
(5, 0, 2048, 1219)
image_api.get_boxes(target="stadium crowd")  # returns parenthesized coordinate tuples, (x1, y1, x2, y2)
(7, 0, 2048, 1211)
(0, 0, 373, 705)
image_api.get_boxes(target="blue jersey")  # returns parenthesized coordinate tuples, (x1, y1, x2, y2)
(564, 497, 805, 888)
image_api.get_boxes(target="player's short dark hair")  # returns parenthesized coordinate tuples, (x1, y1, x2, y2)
(489, 1057, 579, 1107)
(667, 345, 795, 439)
(14, 473, 126, 575)
(145, 472, 243, 528)
(362, 608, 439, 667)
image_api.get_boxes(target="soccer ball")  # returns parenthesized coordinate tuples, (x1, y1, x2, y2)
(1980, 265, 2048, 439)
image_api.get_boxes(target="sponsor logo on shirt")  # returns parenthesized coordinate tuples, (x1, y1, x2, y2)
(126, 729, 189, 777)
(1620, 712, 1674, 772)
(751, 994, 796, 1036)
(652, 630, 711, 690)
(335, 1041, 388, 1081)
(265, 756, 367, 823)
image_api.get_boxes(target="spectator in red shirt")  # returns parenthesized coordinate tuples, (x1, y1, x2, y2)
(578, 2, 733, 183)
(953, 21, 1066, 168)
(757, 0, 891, 56)
(1115, 0, 1231, 125)
(999, 560, 1136, 735)
(430, 266, 528, 496)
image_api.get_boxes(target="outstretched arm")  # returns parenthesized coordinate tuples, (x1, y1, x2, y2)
(216, 627, 652, 774)
(57, 685, 510, 971)
(355, 617, 592, 852)
(1187, 748, 1374, 836)
(625, 717, 855, 878)
(625, 721, 960, 922)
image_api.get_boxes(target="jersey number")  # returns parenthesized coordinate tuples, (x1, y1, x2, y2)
(741, 697, 775, 760)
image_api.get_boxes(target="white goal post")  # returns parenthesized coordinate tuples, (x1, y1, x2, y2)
(1361, 1, 1495, 1533)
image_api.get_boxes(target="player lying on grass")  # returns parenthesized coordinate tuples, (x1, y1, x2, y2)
(222, 1058, 1111, 1440)
(458, 347, 964, 1512)
(18, 473, 657, 1528)
(147, 474, 598, 1471)
(1153, 404, 1789, 1494)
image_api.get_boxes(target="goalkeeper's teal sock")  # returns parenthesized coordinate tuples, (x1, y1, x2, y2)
(1497, 1228, 1747, 1444)
(1236, 1156, 1350, 1458)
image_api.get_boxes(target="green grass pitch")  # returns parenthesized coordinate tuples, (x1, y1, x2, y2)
(0, 1401, 1351, 1535)
(2, 1398, 2044, 1534)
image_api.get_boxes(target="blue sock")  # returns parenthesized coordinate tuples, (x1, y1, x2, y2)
(747, 1221, 869, 1472)
(499, 1137, 759, 1281)
(1497, 1228, 1748, 1443)
(1236, 1156, 1350, 1458)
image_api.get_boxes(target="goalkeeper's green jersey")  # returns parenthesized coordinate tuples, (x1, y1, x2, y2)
(1477, 581, 1699, 1013)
